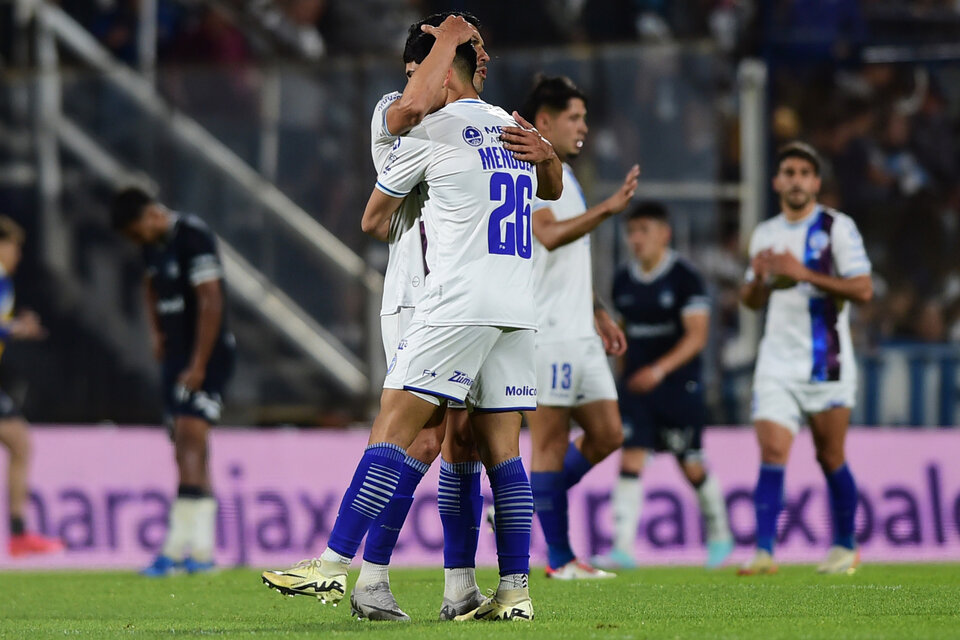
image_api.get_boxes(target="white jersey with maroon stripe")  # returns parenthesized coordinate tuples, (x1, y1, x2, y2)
(745, 206, 870, 385)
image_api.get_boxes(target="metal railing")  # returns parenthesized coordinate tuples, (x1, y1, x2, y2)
(29, 0, 380, 396)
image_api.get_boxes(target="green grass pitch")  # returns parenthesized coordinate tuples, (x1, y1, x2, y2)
(1, 564, 958, 639)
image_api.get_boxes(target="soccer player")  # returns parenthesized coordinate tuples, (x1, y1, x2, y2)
(353, 12, 487, 621)
(111, 188, 236, 576)
(0, 217, 64, 557)
(515, 75, 639, 579)
(263, 30, 560, 622)
(738, 142, 872, 576)
(592, 202, 733, 570)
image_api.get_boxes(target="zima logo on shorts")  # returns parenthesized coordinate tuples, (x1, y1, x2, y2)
(504, 385, 537, 397)
(462, 126, 483, 147)
(448, 370, 474, 387)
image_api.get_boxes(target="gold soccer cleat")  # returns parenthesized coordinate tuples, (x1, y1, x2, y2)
(817, 546, 861, 575)
(261, 558, 348, 605)
(736, 549, 779, 576)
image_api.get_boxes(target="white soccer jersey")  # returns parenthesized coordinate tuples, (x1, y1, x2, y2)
(746, 206, 871, 384)
(375, 98, 539, 329)
(370, 91, 427, 316)
(531, 164, 595, 342)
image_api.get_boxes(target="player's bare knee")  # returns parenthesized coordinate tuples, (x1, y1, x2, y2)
(760, 445, 789, 465)
(619, 448, 646, 475)
(682, 462, 706, 486)
(407, 429, 442, 464)
(600, 424, 624, 455)
(0, 421, 31, 461)
(815, 450, 845, 473)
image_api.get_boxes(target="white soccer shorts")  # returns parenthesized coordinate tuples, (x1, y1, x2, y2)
(383, 321, 537, 411)
(751, 376, 856, 434)
(380, 307, 416, 365)
(534, 336, 618, 408)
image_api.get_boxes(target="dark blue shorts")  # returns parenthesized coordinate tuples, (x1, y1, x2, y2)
(619, 377, 705, 458)
(162, 340, 235, 427)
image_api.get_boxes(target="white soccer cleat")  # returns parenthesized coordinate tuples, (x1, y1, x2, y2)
(545, 559, 616, 580)
(454, 591, 533, 622)
(349, 581, 411, 621)
(261, 558, 348, 605)
(817, 546, 860, 575)
(736, 549, 778, 576)
(438, 587, 486, 621)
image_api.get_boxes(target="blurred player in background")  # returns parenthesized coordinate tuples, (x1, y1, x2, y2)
(112, 188, 236, 576)
(0, 216, 64, 557)
(593, 202, 733, 570)
(517, 75, 638, 579)
(263, 26, 561, 622)
(738, 142, 872, 576)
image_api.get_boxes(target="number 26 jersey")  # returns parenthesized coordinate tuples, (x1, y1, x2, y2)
(375, 98, 541, 330)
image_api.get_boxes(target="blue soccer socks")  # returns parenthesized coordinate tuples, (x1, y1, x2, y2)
(488, 457, 534, 576)
(754, 463, 785, 554)
(327, 443, 406, 559)
(362, 455, 429, 565)
(826, 463, 858, 550)
(561, 441, 594, 490)
(531, 471, 574, 569)
(438, 459, 484, 568)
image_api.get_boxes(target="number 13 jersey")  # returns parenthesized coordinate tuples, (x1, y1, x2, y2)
(375, 98, 541, 330)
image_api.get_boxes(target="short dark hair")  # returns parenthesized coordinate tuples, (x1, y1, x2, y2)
(403, 12, 482, 65)
(776, 141, 821, 175)
(0, 216, 25, 244)
(451, 40, 478, 83)
(111, 186, 155, 230)
(519, 75, 587, 123)
(627, 201, 669, 223)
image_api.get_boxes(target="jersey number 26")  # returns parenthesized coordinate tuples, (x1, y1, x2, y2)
(488, 172, 533, 259)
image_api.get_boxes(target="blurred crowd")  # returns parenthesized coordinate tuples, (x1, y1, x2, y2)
(53, 0, 748, 65)
(771, 62, 960, 347)
(45, 0, 960, 355)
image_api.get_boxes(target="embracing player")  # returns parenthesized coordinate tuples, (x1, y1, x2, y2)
(263, 26, 561, 622)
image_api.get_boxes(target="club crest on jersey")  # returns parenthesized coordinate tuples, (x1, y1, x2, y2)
(659, 289, 674, 308)
(448, 370, 474, 387)
(462, 126, 483, 147)
(808, 229, 831, 259)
